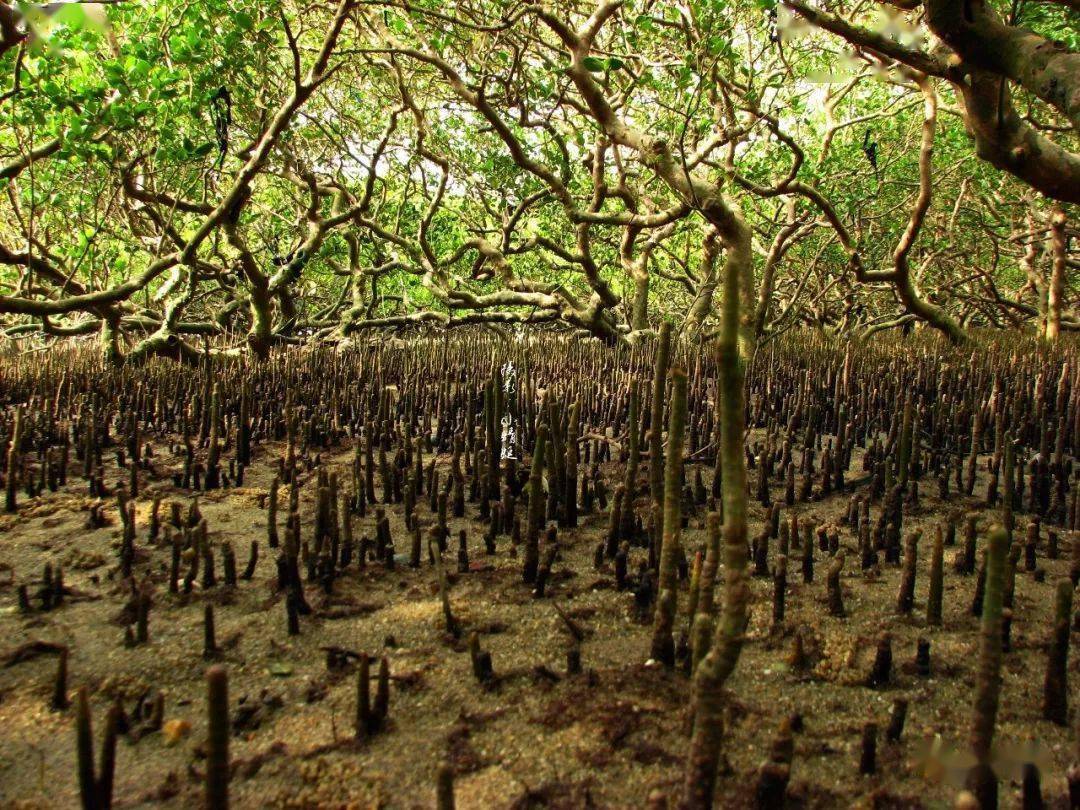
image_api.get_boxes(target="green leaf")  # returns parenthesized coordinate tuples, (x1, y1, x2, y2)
(128, 58, 152, 82)
(103, 61, 126, 87)
(51, 4, 88, 28)
(42, 2, 107, 35)
(606, 57, 625, 70)
(582, 56, 606, 72)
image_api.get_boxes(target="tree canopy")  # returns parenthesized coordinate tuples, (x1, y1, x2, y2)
(0, 0, 1075, 361)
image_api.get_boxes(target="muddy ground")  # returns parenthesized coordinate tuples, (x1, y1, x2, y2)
(0, 434, 1074, 809)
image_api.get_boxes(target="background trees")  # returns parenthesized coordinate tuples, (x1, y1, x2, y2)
(0, 0, 1074, 360)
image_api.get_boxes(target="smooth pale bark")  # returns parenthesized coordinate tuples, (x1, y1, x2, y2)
(784, 0, 1080, 203)
(1045, 206, 1067, 342)
(892, 80, 966, 344)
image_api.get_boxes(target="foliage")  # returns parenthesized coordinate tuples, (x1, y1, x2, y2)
(0, 0, 1074, 360)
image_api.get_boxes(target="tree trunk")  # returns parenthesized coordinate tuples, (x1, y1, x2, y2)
(681, 202, 752, 810)
(1045, 206, 1066, 342)
(683, 228, 720, 338)
(631, 273, 649, 332)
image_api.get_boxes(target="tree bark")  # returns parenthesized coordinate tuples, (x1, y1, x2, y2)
(1045, 206, 1067, 342)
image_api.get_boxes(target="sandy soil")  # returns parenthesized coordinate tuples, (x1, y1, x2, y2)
(0, 433, 1074, 809)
